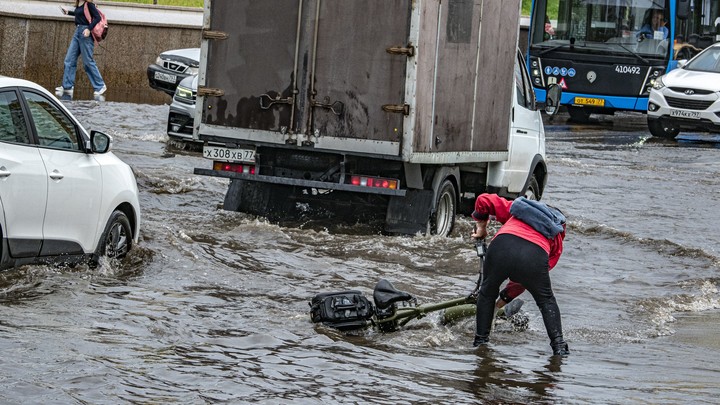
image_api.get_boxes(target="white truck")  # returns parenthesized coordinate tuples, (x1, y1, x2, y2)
(193, 0, 560, 236)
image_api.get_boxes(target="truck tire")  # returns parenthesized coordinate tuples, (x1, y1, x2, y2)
(647, 118, 679, 139)
(524, 175, 541, 201)
(430, 179, 456, 236)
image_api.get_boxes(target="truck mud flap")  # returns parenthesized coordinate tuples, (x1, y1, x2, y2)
(384, 189, 434, 235)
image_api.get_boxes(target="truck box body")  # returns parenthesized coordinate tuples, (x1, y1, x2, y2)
(194, 0, 546, 236)
(198, 0, 520, 160)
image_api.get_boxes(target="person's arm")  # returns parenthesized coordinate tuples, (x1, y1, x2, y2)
(637, 24, 652, 39)
(548, 227, 565, 269)
(472, 193, 513, 224)
(497, 282, 527, 305)
(86, 2, 101, 31)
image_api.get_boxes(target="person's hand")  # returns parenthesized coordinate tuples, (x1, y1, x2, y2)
(471, 220, 488, 240)
(60, 6, 68, 15)
(83, 28, 90, 37)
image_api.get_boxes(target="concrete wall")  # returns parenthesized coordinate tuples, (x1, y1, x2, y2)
(0, 0, 202, 104)
(0, 1, 529, 104)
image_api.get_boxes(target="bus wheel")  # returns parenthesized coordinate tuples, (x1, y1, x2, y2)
(429, 179, 456, 237)
(647, 118, 679, 139)
(567, 106, 591, 123)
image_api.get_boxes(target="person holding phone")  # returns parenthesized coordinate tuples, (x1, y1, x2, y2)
(56, 0, 107, 96)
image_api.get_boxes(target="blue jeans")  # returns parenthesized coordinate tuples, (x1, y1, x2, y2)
(62, 26, 105, 91)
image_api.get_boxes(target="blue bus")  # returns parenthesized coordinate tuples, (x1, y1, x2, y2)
(527, 0, 719, 122)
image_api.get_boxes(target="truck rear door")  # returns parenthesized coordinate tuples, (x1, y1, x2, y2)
(200, 0, 410, 155)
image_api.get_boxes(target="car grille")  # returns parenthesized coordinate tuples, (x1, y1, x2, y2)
(664, 96, 714, 110)
(161, 60, 190, 74)
(667, 87, 714, 95)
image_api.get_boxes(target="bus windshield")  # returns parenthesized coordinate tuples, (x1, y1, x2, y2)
(532, 0, 671, 58)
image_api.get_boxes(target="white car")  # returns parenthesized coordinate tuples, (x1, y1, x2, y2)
(0, 76, 140, 269)
(647, 43, 720, 139)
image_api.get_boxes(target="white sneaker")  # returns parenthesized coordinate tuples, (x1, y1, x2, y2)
(93, 85, 107, 96)
(55, 86, 73, 94)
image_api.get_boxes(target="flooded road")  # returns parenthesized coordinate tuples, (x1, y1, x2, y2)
(1, 102, 719, 404)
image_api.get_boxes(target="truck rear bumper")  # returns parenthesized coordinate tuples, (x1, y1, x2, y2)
(193, 168, 407, 197)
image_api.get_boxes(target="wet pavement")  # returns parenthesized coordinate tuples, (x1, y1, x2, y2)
(1, 102, 719, 404)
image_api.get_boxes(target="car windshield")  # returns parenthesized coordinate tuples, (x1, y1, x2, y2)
(532, 0, 670, 58)
(683, 47, 720, 72)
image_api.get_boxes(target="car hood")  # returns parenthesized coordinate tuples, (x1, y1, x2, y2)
(161, 48, 200, 63)
(664, 68, 720, 92)
(177, 74, 198, 90)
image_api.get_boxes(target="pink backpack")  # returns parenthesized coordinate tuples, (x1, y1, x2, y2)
(83, 2, 108, 43)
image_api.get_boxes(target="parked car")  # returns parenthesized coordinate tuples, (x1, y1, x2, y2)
(647, 43, 720, 139)
(147, 48, 200, 97)
(0, 77, 141, 269)
(167, 74, 197, 141)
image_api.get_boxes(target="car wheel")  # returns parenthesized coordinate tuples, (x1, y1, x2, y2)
(95, 210, 132, 262)
(429, 179, 456, 237)
(567, 106, 591, 123)
(647, 118, 680, 139)
(523, 175, 541, 201)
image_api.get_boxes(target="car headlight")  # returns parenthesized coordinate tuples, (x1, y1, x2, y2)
(186, 67, 199, 75)
(651, 76, 665, 90)
(175, 85, 193, 99)
(155, 56, 164, 66)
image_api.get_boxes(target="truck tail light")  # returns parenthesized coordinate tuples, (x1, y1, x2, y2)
(214, 161, 256, 174)
(349, 175, 399, 190)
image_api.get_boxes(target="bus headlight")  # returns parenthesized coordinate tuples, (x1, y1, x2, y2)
(651, 76, 665, 90)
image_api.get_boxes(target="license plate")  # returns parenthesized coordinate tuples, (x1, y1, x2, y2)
(670, 109, 700, 119)
(154, 71, 177, 83)
(574, 97, 605, 107)
(203, 146, 256, 163)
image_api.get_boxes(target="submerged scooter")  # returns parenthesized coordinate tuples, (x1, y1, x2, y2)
(309, 240, 527, 332)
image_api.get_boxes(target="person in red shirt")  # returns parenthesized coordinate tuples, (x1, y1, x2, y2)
(471, 193, 569, 356)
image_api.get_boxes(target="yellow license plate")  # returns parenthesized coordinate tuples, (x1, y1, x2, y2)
(574, 97, 605, 107)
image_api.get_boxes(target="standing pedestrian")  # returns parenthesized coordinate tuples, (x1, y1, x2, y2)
(56, 0, 107, 96)
(471, 193, 569, 356)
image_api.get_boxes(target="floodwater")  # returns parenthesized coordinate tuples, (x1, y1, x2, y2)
(1, 101, 719, 404)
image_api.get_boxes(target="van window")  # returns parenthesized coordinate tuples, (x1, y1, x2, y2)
(515, 53, 536, 110)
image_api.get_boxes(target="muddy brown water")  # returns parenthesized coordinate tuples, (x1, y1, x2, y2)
(1, 101, 719, 403)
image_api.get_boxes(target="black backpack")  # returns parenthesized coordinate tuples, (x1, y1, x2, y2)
(309, 290, 374, 331)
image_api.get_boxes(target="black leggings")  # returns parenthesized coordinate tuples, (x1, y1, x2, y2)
(475, 234, 564, 344)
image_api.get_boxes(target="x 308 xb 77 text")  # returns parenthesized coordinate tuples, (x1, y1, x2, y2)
(203, 147, 256, 162)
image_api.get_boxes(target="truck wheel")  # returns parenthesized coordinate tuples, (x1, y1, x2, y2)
(430, 180, 456, 236)
(647, 118, 679, 139)
(524, 175, 541, 200)
(567, 106, 590, 123)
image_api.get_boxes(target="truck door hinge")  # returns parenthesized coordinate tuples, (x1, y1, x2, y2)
(386, 44, 415, 57)
(311, 97, 344, 116)
(382, 104, 410, 116)
(202, 30, 229, 40)
(197, 86, 225, 97)
(259, 93, 294, 110)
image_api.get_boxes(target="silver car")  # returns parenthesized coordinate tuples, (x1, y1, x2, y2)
(147, 48, 200, 97)
(647, 43, 720, 139)
(167, 74, 197, 141)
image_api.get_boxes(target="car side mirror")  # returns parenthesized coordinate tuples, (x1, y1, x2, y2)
(544, 83, 562, 117)
(90, 130, 112, 154)
(677, 59, 688, 68)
